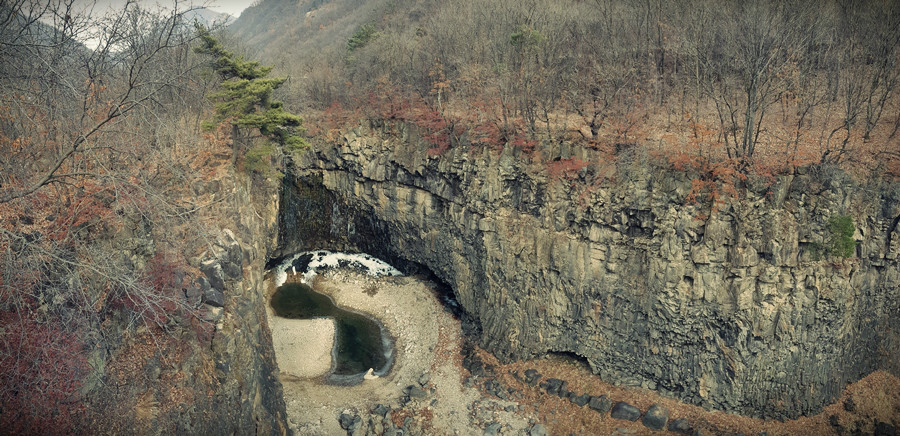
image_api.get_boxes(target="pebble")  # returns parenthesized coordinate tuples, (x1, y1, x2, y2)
(530, 424, 548, 436)
(483, 422, 502, 435)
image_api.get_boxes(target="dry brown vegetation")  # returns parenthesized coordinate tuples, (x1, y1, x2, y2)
(0, 1, 255, 432)
(239, 0, 900, 190)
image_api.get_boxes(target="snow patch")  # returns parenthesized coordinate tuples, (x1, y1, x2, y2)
(273, 250, 402, 287)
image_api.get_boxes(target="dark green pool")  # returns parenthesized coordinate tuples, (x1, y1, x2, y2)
(270, 282, 389, 376)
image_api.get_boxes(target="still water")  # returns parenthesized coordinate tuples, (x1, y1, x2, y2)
(270, 282, 389, 376)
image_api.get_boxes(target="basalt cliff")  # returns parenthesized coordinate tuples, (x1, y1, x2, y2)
(279, 120, 900, 420)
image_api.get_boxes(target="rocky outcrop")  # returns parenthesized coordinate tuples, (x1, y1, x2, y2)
(83, 175, 288, 434)
(191, 177, 287, 434)
(285, 121, 900, 419)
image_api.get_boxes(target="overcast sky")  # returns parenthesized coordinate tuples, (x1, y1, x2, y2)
(204, 0, 256, 18)
(64, 0, 257, 48)
(75, 0, 257, 18)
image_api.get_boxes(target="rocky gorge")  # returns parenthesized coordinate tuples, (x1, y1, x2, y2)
(279, 120, 900, 421)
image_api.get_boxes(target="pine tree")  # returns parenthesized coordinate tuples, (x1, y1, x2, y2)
(194, 25, 307, 177)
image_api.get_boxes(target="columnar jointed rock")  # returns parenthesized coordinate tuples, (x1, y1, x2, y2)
(289, 123, 900, 419)
(184, 180, 288, 434)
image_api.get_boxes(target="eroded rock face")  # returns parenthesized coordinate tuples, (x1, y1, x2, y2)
(85, 176, 289, 434)
(285, 121, 900, 419)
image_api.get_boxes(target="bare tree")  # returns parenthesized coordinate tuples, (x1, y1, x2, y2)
(692, 0, 818, 162)
(0, 1, 218, 431)
(819, 0, 900, 164)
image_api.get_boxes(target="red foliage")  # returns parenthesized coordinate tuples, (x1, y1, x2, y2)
(125, 251, 187, 326)
(0, 310, 88, 434)
(547, 158, 589, 181)
(470, 119, 504, 148)
(47, 182, 118, 241)
(458, 98, 506, 149)
(347, 78, 517, 156)
(101, 250, 187, 327)
(144, 251, 179, 294)
(510, 133, 538, 155)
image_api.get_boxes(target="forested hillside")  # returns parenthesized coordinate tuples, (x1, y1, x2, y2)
(235, 0, 900, 188)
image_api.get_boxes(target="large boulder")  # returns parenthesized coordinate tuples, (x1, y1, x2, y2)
(589, 395, 612, 413)
(200, 259, 225, 292)
(642, 404, 669, 430)
(610, 402, 641, 421)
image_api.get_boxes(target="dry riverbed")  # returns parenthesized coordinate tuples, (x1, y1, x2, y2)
(265, 268, 537, 435)
(265, 267, 899, 436)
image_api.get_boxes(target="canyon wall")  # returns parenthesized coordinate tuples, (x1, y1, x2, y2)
(84, 175, 289, 434)
(191, 177, 289, 434)
(284, 121, 900, 420)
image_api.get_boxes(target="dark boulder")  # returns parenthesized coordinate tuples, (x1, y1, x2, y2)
(875, 421, 897, 436)
(200, 259, 225, 292)
(483, 422, 502, 435)
(668, 417, 692, 434)
(202, 288, 225, 307)
(524, 369, 542, 386)
(338, 411, 357, 430)
(570, 393, 590, 407)
(556, 380, 569, 398)
(407, 385, 428, 399)
(610, 402, 641, 421)
(372, 404, 390, 417)
(588, 395, 612, 413)
(642, 404, 669, 430)
(540, 378, 564, 395)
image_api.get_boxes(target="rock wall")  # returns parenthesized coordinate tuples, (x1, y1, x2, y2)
(285, 121, 900, 420)
(83, 175, 289, 434)
(193, 176, 289, 434)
